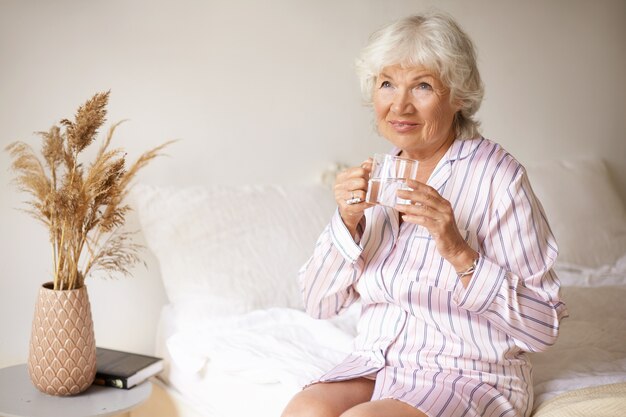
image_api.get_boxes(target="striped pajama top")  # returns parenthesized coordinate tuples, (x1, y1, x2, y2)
(299, 137, 568, 417)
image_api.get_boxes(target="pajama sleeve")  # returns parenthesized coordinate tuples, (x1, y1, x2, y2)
(299, 208, 365, 319)
(452, 167, 569, 352)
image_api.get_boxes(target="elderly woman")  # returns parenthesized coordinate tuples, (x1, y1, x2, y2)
(282, 12, 567, 417)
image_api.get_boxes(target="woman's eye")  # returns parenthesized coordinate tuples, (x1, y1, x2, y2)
(379, 80, 392, 88)
(416, 82, 432, 90)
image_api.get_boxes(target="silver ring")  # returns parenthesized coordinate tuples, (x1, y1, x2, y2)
(346, 191, 363, 205)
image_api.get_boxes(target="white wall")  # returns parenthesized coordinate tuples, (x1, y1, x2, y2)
(1, 0, 624, 367)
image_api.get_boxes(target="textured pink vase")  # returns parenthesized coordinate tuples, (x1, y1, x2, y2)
(27, 282, 97, 396)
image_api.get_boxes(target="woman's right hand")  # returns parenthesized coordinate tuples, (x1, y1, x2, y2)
(334, 159, 373, 237)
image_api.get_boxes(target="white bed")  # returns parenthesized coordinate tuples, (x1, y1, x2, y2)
(126, 156, 626, 417)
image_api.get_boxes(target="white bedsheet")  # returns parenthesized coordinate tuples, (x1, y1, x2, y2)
(156, 303, 360, 417)
(166, 307, 358, 390)
(156, 259, 626, 417)
(554, 254, 626, 287)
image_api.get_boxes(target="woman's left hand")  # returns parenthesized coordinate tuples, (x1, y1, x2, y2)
(396, 179, 477, 272)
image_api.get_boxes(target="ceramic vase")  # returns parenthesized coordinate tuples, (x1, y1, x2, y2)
(27, 282, 97, 396)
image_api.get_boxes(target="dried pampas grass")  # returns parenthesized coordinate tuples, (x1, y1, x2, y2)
(6, 91, 174, 290)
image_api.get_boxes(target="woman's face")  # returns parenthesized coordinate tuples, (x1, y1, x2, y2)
(373, 64, 459, 160)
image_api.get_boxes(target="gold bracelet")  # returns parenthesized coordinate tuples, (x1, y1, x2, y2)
(457, 257, 478, 278)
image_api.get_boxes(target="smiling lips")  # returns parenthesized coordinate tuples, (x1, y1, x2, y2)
(389, 120, 420, 133)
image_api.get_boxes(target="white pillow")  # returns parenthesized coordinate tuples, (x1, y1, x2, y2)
(525, 157, 626, 268)
(131, 184, 336, 315)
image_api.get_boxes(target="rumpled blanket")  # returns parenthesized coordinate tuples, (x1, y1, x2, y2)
(166, 306, 358, 390)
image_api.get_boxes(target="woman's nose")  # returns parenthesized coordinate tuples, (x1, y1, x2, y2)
(391, 90, 414, 114)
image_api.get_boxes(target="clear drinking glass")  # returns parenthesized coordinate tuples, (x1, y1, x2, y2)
(365, 153, 419, 207)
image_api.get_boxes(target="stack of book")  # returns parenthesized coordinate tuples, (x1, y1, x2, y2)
(94, 346, 164, 389)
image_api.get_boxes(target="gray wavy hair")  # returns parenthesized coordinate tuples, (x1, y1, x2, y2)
(356, 12, 484, 140)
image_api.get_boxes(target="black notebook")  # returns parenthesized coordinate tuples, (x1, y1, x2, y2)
(94, 346, 164, 389)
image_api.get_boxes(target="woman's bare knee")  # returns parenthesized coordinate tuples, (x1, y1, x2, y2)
(339, 399, 427, 417)
(281, 379, 375, 417)
(281, 392, 337, 417)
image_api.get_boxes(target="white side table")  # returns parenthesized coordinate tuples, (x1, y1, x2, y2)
(0, 364, 152, 417)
